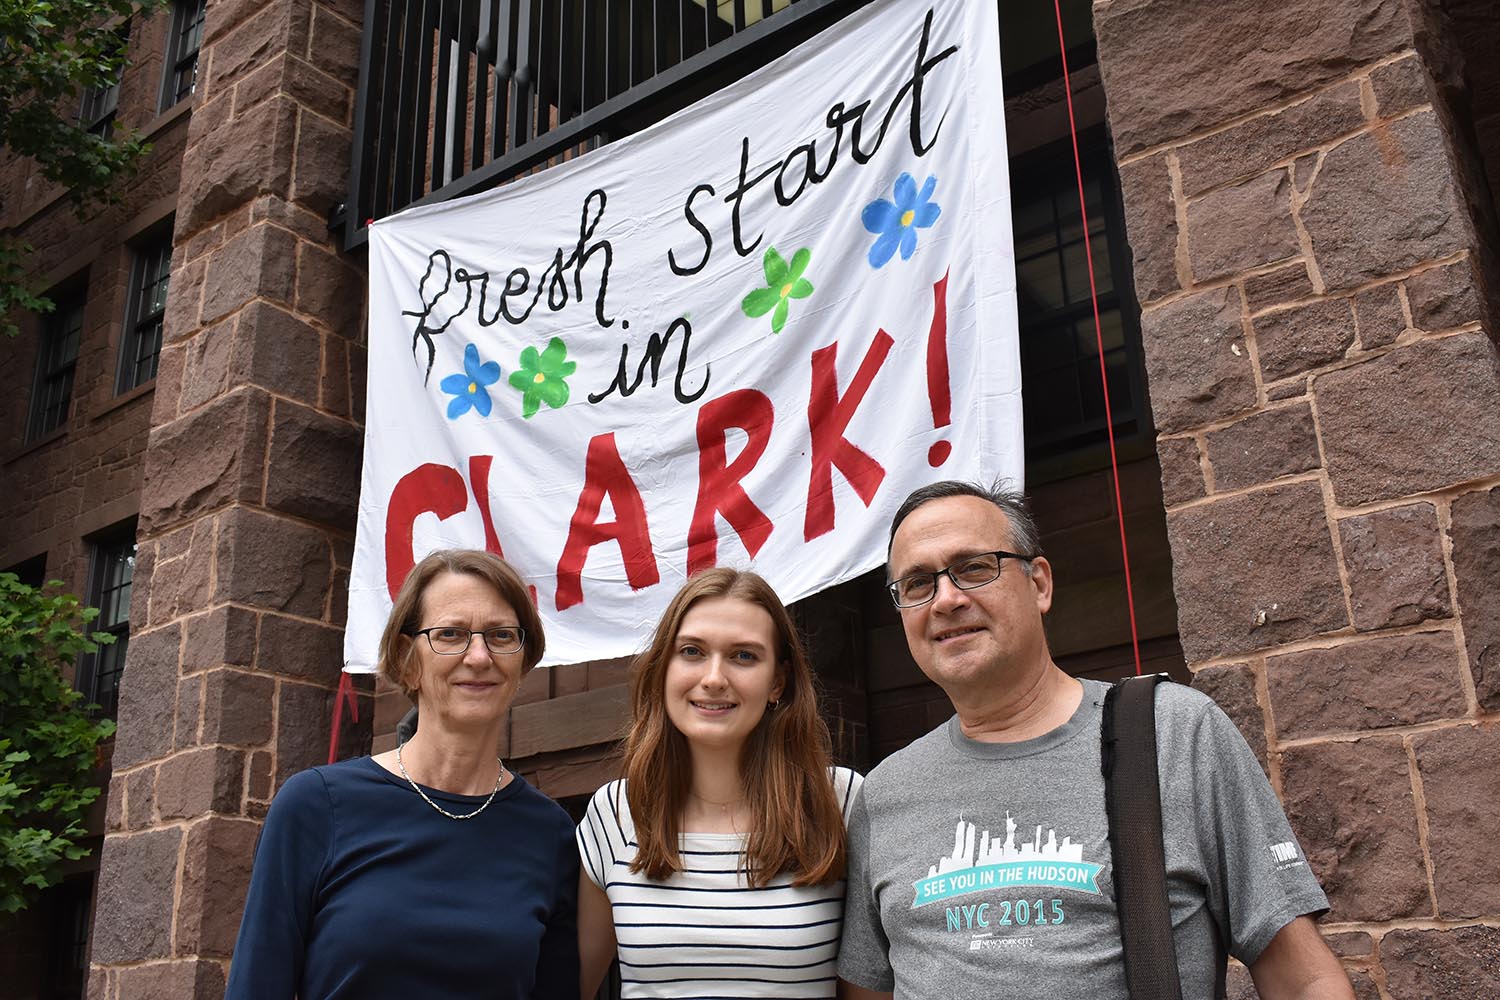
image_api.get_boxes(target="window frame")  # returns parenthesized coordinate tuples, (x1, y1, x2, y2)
(25, 289, 87, 442)
(75, 527, 136, 719)
(79, 23, 130, 136)
(116, 234, 172, 394)
(159, 0, 206, 112)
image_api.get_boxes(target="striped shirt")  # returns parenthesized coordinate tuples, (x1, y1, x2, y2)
(576, 768, 863, 999)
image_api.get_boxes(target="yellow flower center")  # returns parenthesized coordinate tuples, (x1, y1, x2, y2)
(901, 209, 915, 227)
(780, 282, 793, 298)
(533, 372, 546, 384)
(467, 381, 477, 394)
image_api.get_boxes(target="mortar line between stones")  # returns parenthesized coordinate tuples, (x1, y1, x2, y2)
(1186, 619, 1463, 673)
(1165, 151, 1193, 290)
(1320, 915, 1500, 934)
(1167, 466, 1500, 518)
(1250, 656, 1283, 796)
(1285, 168, 1327, 295)
(1432, 497, 1482, 717)
(1402, 736, 1441, 920)
(1275, 713, 1481, 749)
(1115, 50, 1421, 168)
(1234, 277, 1268, 409)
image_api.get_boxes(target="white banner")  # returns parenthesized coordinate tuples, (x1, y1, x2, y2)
(347, 0, 1020, 670)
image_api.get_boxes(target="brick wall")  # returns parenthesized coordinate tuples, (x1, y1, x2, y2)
(85, 1, 370, 996)
(1096, 0, 1500, 994)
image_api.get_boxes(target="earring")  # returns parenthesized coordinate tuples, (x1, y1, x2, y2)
(768, 698, 780, 711)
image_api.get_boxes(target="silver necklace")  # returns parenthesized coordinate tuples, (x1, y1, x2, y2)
(395, 740, 505, 820)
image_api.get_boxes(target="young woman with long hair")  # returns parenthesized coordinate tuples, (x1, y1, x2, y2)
(576, 568, 861, 998)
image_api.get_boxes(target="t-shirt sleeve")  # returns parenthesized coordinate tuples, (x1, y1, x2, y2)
(224, 768, 335, 1000)
(836, 784, 894, 991)
(536, 808, 582, 1000)
(1183, 696, 1329, 964)
(575, 781, 621, 890)
(832, 766, 864, 825)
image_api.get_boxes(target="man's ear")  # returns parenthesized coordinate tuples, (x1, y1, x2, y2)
(1027, 556, 1054, 616)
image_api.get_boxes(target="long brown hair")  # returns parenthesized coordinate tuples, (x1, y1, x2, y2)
(623, 568, 846, 888)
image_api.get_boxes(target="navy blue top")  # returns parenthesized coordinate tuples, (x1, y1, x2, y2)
(225, 756, 579, 1000)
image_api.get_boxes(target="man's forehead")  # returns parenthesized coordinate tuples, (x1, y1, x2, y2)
(889, 496, 1013, 568)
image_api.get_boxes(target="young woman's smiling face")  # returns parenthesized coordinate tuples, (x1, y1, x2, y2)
(663, 596, 785, 755)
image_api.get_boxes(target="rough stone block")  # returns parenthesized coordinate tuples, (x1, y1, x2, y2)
(200, 668, 276, 747)
(1369, 54, 1430, 118)
(321, 332, 351, 417)
(1139, 285, 1257, 434)
(162, 257, 206, 344)
(1251, 298, 1356, 381)
(126, 767, 155, 830)
(232, 300, 324, 404)
(1115, 153, 1179, 304)
(212, 506, 332, 617)
(200, 223, 298, 323)
(182, 604, 260, 674)
(179, 96, 297, 234)
(155, 746, 246, 819)
(112, 623, 182, 769)
(291, 105, 351, 214)
(179, 318, 236, 411)
(247, 749, 274, 801)
(89, 827, 184, 963)
(138, 389, 271, 535)
(175, 817, 261, 958)
(1204, 402, 1321, 491)
(1338, 502, 1450, 630)
(1301, 111, 1470, 291)
(1406, 257, 1484, 331)
(284, 54, 353, 126)
(207, 2, 301, 96)
(148, 523, 217, 628)
(1157, 436, 1205, 506)
(1380, 926, 1500, 999)
(1187, 171, 1301, 282)
(257, 612, 344, 682)
(295, 242, 365, 342)
(1166, 482, 1347, 661)
(1279, 737, 1429, 921)
(275, 680, 336, 787)
(1267, 631, 1468, 738)
(1412, 724, 1500, 918)
(1324, 931, 1372, 957)
(1095, 0, 1409, 155)
(174, 674, 203, 751)
(1189, 662, 1267, 772)
(1350, 281, 1407, 349)
(114, 960, 225, 1000)
(1177, 83, 1365, 197)
(264, 400, 362, 525)
(1314, 333, 1500, 504)
(1450, 487, 1500, 710)
(1243, 262, 1316, 314)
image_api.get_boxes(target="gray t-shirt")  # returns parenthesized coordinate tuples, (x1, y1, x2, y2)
(837, 679, 1327, 999)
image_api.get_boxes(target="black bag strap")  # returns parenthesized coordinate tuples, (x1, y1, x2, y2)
(1102, 673, 1183, 1000)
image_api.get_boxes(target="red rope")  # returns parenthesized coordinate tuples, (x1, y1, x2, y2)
(1051, 0, 1144, 676)
(327, 671, 361, 764)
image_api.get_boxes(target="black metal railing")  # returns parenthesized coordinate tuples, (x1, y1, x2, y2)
(340, 0, 870, 249)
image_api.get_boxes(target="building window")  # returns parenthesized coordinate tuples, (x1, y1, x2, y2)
(45, 875, 95, 1000)
(161, 0, 206, 111)
(26, 293, 85, 441)
(1011, 136, 1146, 462)
(76, 531, 135, 718)
(118, 237, 171, 392)
(79, 25, 129, 136)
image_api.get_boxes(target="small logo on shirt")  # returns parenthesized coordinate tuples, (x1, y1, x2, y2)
(1268, 841, 1304, 870)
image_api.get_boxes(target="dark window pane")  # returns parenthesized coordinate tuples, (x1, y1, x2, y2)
(78, 533, 135, 718)
(27, 294, 86, 441)
(162, 0, 207, 110)
(119, 239, 171, 393)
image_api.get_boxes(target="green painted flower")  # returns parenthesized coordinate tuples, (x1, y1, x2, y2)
(741, 247, 814, 333)
(508, 337, 577, 419)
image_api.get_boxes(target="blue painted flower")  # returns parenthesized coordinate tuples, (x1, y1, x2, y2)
(439, 343, 502, 419)
(861, 173, 941, 268)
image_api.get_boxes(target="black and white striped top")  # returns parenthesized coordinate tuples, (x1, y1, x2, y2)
(576, 768, 863, 999)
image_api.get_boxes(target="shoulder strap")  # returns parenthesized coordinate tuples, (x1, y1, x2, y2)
(1102, 674, 1183, 1000)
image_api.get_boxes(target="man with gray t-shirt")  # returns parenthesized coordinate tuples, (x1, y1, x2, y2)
(837, 482, 1354, 1000)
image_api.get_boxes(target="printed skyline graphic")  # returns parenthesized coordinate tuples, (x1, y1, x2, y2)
(929, 813, 1085, 877)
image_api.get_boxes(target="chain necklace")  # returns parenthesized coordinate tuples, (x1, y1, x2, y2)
(396, 740, 505, 821)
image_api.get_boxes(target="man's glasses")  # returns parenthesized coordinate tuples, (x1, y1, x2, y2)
(886, 550, 1033, 608)
(410, 626, 525, 655)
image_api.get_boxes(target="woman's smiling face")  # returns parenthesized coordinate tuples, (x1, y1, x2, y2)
(408, 571, 525, 731)
(663, 596, 785, 755)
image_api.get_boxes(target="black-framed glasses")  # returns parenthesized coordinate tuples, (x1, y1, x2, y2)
(887, 550, 1033, 608)
(409, 626, 525, 655)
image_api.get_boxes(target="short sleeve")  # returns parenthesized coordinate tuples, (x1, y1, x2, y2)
(224, 768, 336, 999)
(836, 784, 894, 991)
(575, 781, 624, 890)
(1183, 696, 1329, 964)
(831, 766, 864, 825)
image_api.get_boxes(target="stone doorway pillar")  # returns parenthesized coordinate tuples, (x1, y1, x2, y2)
(1094, 0, 1500, 991)
(86, 0, 370, 996)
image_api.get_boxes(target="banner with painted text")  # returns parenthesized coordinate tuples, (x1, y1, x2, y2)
(346, 0, 1020, 669)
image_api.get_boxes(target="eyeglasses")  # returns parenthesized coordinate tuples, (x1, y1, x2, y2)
(409, 626, 526, 655)
(886, 550, 1033, 608)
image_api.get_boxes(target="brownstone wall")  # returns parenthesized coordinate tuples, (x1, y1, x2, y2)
(85, 1, 369, 996)
(1096, 0, 1500, 994)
